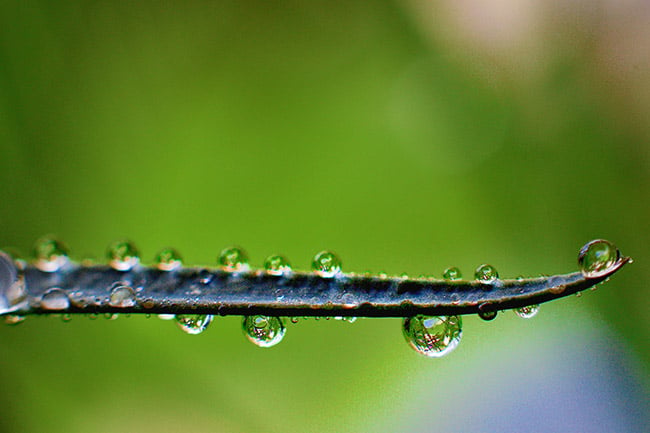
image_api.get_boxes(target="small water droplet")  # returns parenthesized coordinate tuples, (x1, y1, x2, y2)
(402, 315, 462, 358)
(312, 251, 342, 278)
(104, 313, 119, 320)
(514, 304, 539, 319)
(475, 264, 499, 284)
(578, 239, 620, 278)
(41, 288, 70, 311)
(176, 314, 213, 334)
(341, 316, 357, 323)
(107, 240, 140, 271)
(88, 313, 98, 320)
(108, 285, 136, 308)
(61, 313, 72, 323)
(155, 248, 183, 271)
(478, 310, 498, 321)
(34, 237, 69, 272)
(242, 315, 286, 347)
(4, 315, 25, 325)
(264, 255, 292, 275)
(290, 317, 300, 324)
(158, 314, 176, 320)
(443, 267, 462, 281)
(218, 247, 249, 272)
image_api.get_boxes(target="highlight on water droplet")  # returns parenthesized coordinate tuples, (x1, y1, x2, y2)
(264, 255, 292, 276)
(107, 240, 140, 271)
(475, 264, 499, 284)
(155, 248, 183, 271)
(402, 315, 462, 358)
(158, 314, 176, 320)
(41, 288, 70, 311)
(34, 237, 69, 272)
(218, 247, 249, 272)
(242, 315, 286, 348)
(514, 304, 539, 319)
(442, 266, 462, 281)
(578, 239, 620, 278)
(108, 284, 136, 308)
(176, 314, 213, 335)
(312, 251, 342, 278)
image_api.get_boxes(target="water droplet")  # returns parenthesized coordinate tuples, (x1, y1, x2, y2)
(341, 316, 357, 323)
(218, 247, 249, 272)
(478, 310, 498, 321)
(475, 264, 499, 284)
(176, 314, 213, 334)
(88, 313, 98, 320)
(108, 285, 136, 308)
(312, 251, 342, 278)
(290, 317, 300, 324)
(4, 315, 25, 325)
(514, 304, 539, 319)
(443, 267, 462, 281)
(402, 315, 462, 358)
(61, 313, 72, 323)
(107, 240, 140, 271)
(158, 314, 176, 320)
(0, 252, 26, 314)
(41, 288, 70, 311)
(34, 237, 69, 272)
(578, 239, 620, 278)
(155, 248, 182, 271)
(242, 315, 286, 347)
(264, 255, 292, 275)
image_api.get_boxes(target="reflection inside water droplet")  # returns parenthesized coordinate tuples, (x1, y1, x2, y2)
(107, 240, 140, 271)
(514, 304, 539, 319)
(41, 288, 70, 311)
(155, 248, 183, 271)
(108, 285, 136, 308)
(578, 239, 620, 278)
(402, 315, 462, 358)
(312, 251, 342, 278)
(34, 237, 69, 272)
(176, 314, 213, 334)
(242, 315, 286, 347)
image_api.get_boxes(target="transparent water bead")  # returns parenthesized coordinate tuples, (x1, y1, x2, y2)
(34, 237, 69, 272)
(578, 239, 620, 278)
(478, 310, 498, 321)
(155, 248, 183, 271)
(0, 252, 26, 314)
(264, 255, 292, 276)
(218, 247, 249, 272)
(107, 240, 140, 271)
(176, 314, 213, 335)
(242, 315, 286, 348)
(41, 288, 70, 311)
(475, 264, 499, 284)
(442, 266, 462, 281)
(402, 315, 462, 358)
(515, 304, 539, 319)
(4, 315, 25, 325)
(108, 285, 136, 308)
(312, 251, 342, 278)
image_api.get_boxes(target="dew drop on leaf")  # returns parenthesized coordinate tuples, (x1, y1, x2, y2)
(475, 264, 499, 283)
(264, 255, 292, 275)
(514, 304, 539, 319)
(312, 251, 342, 278)
(41, 288, 70, 311)
(242, 315, 286, 347)
(442, 266, 462, 281)
(176, 314, 213, 335)
(218, 247, 249, 272)
(34, 237, 69, 272)
(155, 248, 183, 271)
(578, 239, 620, 278)
(107, 240, 140, 271)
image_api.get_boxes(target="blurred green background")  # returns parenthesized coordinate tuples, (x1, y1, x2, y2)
(1, 1, 648, 432)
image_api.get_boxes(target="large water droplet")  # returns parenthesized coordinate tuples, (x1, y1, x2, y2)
(264, 255, 292, 276)
(218, 247, 249, 272)
(34, 237, 69, 272)
(176, 314, 213, 335)
(41, 288, 70, 310)
(475, 264, 499, 284)
(578, 239, 620, 278)
(108, 285, 136, 308)
(242, 315, 286, 347)
(402, 315, 462, 358)
(107, 240, 140, 271)
(155, 248, 182, 271)
(312, 251, 342, 278)
(442, 267, 462, 281)
(515, 304, 539, 319)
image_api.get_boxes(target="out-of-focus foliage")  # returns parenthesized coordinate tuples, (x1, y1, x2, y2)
(0, 1, 648, 432)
